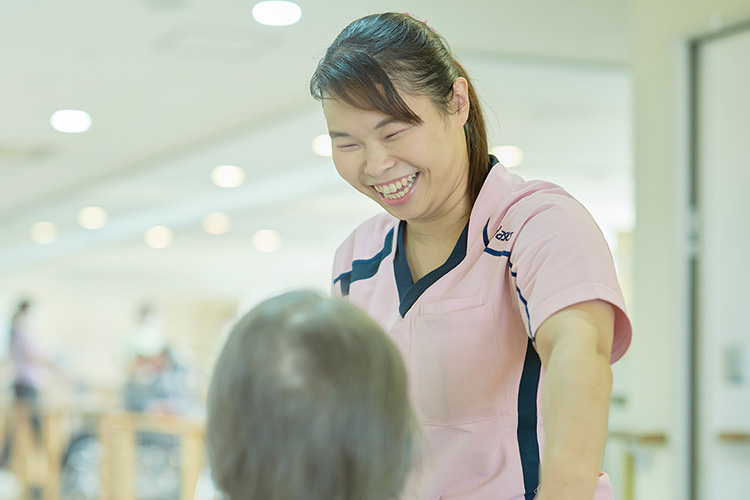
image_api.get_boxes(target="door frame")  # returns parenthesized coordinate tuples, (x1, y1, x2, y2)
(687, 18, 750, 500)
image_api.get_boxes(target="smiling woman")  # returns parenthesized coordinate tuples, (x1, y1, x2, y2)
(310, 12, 633, 500)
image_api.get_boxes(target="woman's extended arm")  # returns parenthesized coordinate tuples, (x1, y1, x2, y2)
(533, 300, 615, 500)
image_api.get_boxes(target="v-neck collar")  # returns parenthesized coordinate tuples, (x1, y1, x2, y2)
(391, 156, 500, 317)
(393, 219, 470, 317)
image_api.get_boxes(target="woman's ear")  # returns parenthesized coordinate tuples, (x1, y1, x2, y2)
(452, 77, 470, 125)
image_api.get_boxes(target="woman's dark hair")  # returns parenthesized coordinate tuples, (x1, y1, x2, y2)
(206, 290, 418, 500)
(310, 12, 490, 204)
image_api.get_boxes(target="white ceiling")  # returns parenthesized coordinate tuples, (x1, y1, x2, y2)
(0, 0, 633, 303)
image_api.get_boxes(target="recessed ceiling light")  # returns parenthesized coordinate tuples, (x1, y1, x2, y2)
(490, 145, 524, 168)
(50, 109, 92, 133)
(252, 229, 281, 252)
(78, 206, 108, 229)
(144, 226, 174, 249)
(203, 212, 232, 235)
(252, 1, 302, 26)
(211, 165, 245, 188)
(311, 134, 332, 157)
(30, 221, 58, 244)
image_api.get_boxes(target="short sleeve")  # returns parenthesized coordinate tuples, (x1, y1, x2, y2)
(509, 195, 632, 363)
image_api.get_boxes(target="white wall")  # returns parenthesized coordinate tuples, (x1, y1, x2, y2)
(629, 1, 750, 499)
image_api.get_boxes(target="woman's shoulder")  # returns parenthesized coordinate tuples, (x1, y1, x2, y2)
(353, 211, 398, 235)
(504, 171, 576, 208)
(479, 166, 588, 225)
(335, 212, 398, 263)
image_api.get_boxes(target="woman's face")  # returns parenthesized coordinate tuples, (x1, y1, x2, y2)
(323, 79, 471, 226)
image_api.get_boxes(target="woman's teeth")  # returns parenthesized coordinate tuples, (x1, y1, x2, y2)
(374, 173, 417, 199)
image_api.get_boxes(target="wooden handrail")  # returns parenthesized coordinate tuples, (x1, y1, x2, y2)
(718, 431, 750, 443)
(119, 411, 205, 435)
(99, 410, 206, 500)
(1, 406, 207, 500)
(608, 431, 668, 445)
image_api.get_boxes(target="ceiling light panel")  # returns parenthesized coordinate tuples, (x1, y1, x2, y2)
(203, 212, 231, 235)
(78, 206, 108, 229)
(311, 134, 332, 157)
(50, 110, 92, 133)
(144, 225, 174, 249)
(211, 165, 245, 188)
(30, 221, 58, 244)
(491, 145, 525, 168)
(252, 1, 302, 26)
(252, 229, 281, 252)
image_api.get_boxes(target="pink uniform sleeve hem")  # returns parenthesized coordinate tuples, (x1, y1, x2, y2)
(529, 283, 633, 364)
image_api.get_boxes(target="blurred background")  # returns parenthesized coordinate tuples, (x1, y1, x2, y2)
(0, 0, 748, 499)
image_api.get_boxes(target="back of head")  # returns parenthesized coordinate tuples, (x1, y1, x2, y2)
(310, 12, 490, 204)
(207, 290, 416, 500)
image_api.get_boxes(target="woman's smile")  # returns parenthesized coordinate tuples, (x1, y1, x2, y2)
(373, 173, 419, 205)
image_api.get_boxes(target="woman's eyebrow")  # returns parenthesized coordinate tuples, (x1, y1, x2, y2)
(329, 118, 400, 139)
(329, 130, 351, 139)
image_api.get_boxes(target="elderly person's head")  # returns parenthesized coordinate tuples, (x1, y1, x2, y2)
(207, 290, 418, 500)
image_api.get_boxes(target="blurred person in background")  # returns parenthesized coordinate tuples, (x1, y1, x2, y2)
(122, 304, 198, 415)
(123, 346, 196, 415)
(123, 304, 167, 366)
(206, 290, 418, 500)
(0, 299, 50, 468)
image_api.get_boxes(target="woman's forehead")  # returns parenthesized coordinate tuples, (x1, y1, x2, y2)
(323, 99, 390, 132)
(323, 93, 430, 127)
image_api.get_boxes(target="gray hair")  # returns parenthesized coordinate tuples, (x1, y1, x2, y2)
(207, 290, 418, 500)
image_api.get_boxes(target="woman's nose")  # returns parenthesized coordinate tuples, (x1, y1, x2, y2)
(363, 146, 394, 177)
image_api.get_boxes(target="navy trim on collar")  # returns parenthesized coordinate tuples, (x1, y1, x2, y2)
(390, 155, 497, 315)
(393, 220, 469, 317)
(334, 228, 395, 297)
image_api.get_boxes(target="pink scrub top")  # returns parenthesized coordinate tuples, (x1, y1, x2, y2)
(332, 159, 632, 500)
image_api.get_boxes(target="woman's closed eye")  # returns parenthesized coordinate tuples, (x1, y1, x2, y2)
(385, 127, 410, 141)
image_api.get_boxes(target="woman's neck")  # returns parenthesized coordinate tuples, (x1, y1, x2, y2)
(403, 206, 471, 282)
